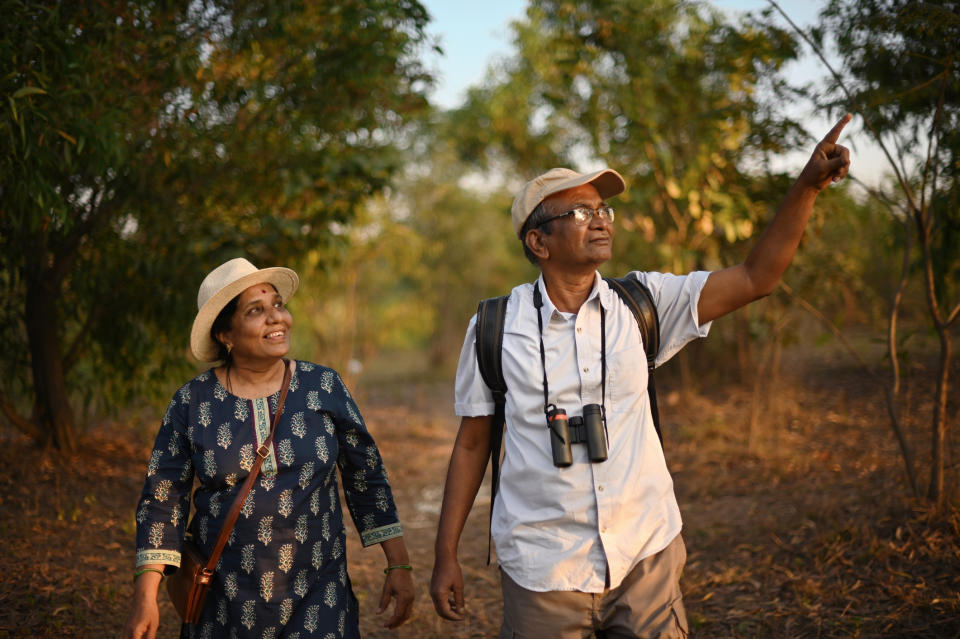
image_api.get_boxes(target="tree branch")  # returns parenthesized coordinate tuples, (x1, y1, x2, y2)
(49, 193, 118, 288)
(778, 281, 876, 376)
(63, 306, 102, 375)
(917, 79, 946, 232)
(888, 209, 912, 396)
(642, 140, 687, 238)
(847, 175, 908, 220)
(766, 0, 922, 218)
(947, 302, 960, 328)
(778, 281, 919, 495)
(0, 390, 41, 440)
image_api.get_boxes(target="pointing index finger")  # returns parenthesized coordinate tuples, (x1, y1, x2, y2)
(822, 113, 852, 144)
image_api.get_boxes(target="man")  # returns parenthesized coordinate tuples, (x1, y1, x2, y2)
(430, 115, 852, 637)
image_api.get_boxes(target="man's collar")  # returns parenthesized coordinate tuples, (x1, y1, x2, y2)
(590, 271, 614, 311)
(596, 272, 614, 311)
(535, 271, 610, 322)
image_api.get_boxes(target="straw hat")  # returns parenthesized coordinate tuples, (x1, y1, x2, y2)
(511, 167, 626, 238)
(189, 258, 299, 361)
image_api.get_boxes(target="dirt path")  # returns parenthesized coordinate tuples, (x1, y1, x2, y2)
(1, 370, 957, 638)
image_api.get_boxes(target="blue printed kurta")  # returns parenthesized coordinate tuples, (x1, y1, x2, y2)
(134, 361, 403, 638)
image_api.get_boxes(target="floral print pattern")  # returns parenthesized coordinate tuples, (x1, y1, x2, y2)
(134, 362, 401, 638)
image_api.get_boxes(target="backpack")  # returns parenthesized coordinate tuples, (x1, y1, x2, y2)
(474, 276, 661, 562)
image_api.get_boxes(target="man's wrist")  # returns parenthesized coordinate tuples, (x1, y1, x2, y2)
(434, 543, 458, 562)
(784, 180, 821, 209)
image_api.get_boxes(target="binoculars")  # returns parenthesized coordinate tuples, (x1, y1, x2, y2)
(546, 404, 607, 467)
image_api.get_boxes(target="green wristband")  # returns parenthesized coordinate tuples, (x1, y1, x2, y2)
(383, 564, 413, 575)
(134, 567, 165, 582)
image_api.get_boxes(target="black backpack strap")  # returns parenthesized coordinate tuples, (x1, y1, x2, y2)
(474, 295, 509, 565)
(604, 276, 662, 443)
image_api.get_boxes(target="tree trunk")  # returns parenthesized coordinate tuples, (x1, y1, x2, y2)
(927, 329, 952, 509)
(24, 273, 76, 452)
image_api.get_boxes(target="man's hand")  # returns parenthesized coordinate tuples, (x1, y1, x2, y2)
(797, 113, 852, 191)
(430, 555, 466, 620)
(696, 113, 854, 324)
(429, 416, 491, 621)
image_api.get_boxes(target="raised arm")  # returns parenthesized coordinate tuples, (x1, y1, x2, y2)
(697, 114, 852, 325)
(430, 415, 493, 621)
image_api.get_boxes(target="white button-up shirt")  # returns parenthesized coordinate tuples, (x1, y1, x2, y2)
(454, 270, 712, 593)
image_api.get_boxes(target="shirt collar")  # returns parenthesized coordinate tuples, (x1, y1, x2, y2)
(535, 271, 610, 324)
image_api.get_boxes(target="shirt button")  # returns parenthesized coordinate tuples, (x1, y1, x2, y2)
(583, 367, 589, 373)
(601, 526, 607, 533)
(577, 327, 582, 333)
(598, 485, 605, 492)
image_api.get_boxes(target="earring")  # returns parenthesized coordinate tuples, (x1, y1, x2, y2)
(226, 344, 233, 355)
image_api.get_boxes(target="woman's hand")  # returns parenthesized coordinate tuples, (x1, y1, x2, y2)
(122, 570, 163, 639)
(378, 567, 416, 628)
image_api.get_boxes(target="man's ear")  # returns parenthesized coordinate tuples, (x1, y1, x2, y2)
(525, 229, 550, 262)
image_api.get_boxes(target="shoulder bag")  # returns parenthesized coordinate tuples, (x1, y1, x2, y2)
(166, 360, 292, 624)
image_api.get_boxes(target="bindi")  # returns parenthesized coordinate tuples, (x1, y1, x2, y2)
(260, 288, 267, 294)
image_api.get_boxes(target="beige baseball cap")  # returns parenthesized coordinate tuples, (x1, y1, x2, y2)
(510, 167, 625, 238)
(189, 258, 299, 361)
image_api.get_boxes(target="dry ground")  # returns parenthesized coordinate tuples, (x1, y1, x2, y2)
(0, 362, 957, 638)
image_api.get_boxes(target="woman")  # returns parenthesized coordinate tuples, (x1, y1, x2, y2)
(124, 258, 414, 639)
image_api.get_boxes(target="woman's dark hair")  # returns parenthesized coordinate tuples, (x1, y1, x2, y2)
(520, 201, 556, 265)
(210, 295, 240, 364)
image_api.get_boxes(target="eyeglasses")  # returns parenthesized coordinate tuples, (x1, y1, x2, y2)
(535, 205, 615, 229)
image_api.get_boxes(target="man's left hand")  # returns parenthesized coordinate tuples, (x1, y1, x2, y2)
(798, 113, 852, 191)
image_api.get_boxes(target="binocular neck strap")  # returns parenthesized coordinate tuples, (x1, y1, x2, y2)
(533, 281, 607, 419)
(533, 283, 551, 414)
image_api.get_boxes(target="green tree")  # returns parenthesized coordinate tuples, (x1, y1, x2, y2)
(395, 127, 533, 370)
(290, 193, 430, 388)
(0, 0, 433, 450)
(291, 115, 533, 382)
(443, 0, 818, 392)
(787, 0, 959, 508)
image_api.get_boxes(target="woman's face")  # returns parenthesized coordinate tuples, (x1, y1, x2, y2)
(219, 283, 292, 363)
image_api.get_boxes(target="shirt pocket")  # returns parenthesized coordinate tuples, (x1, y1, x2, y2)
(607, 342, 648, 414)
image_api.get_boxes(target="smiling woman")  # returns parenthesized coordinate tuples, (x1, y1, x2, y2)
(123, 258, 416, 639)
(211, 284, 293, 399)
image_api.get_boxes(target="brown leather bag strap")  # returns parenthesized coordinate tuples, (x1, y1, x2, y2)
(200, 359, 293, 574)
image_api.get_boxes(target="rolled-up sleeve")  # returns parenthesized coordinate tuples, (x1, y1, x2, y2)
(630, 270, 713, 367)
(454, 313, 496, 417)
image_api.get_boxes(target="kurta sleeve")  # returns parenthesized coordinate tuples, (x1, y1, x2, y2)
(134, 382, 195, 568)
(329, 370, 403, 547)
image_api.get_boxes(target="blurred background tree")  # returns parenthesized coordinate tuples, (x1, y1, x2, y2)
(0, 0, 954, 510)
(800, 0, 959, 507)
(0, 0, 434, 450)
(289, 117, 531, 391)
(441, 0, 815, 388)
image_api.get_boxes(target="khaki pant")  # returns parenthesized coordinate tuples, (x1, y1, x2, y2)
(499, 534, 689, 639)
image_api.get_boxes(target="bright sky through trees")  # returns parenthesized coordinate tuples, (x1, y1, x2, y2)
(421, 0, 886, 185)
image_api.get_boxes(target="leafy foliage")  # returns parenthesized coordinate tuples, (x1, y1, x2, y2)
(816, 0, 959, 301)
(804, 0, 959, 505)
(0, 0, 434, 446)
(443, 0, 817, 286)
(291, 116, 531, 377)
